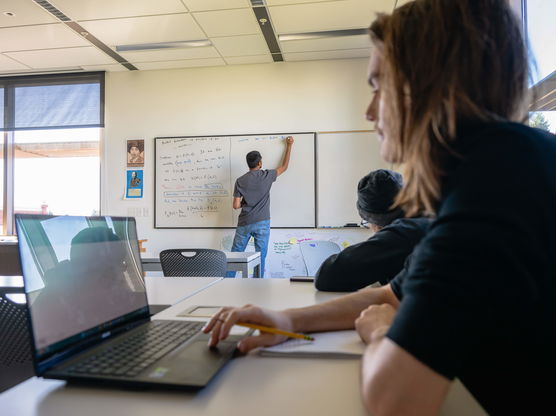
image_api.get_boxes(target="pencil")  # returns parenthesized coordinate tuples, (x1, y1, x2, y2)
(236, 322, 315, 341)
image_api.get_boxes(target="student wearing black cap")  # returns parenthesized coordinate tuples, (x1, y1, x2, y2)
(315, 169, 430, 292)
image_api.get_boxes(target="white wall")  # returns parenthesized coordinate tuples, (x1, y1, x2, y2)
(103, 58, 371, 260)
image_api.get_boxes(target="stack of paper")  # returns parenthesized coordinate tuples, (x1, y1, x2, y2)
(258, 330, 365, 359)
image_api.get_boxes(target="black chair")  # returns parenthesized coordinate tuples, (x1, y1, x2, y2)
(159, 249, 227, 277)
(0, 284, 34, 393)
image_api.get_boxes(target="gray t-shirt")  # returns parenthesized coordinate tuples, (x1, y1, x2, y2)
(234, 169, 277, 226)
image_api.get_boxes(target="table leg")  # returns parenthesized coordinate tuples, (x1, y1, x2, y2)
(241, 264, 249, 278)
(253, 263, 261, 278)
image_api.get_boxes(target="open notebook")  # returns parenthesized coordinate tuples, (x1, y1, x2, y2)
(258, 330, 365, 359)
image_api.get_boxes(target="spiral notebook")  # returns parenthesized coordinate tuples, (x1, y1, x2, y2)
(258, 330, 365, 359)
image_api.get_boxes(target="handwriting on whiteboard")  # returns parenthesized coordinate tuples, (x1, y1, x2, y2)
(156, 137, 232, 219)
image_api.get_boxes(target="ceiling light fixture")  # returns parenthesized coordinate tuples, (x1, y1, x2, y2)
(116, 40, 212, 52)
(0, 67, 84, 77)
(278, 28, 368, 42)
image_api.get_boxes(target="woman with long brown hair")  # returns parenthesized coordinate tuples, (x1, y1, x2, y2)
(205, 0, 556, 413)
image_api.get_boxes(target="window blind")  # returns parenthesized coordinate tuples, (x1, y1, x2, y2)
(1, 72, 104, 131)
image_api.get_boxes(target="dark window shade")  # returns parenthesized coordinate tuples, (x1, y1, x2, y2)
(1, 72, 104, 131)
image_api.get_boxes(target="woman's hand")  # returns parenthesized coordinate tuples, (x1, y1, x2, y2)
(354, 304, 396, 344)
(203, 304, 294, 353)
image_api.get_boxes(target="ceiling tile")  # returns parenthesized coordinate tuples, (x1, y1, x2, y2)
(182, 0, 251, 12)
(5, 47, 115, 69)
(0, 54, 30, 71)
(80, 63, 129, 72)
(212, 35, 268, 57)
(224, 54, 273, 65)
(135, 57, 226, 70)
(269, 0, 395, 34)
(193, 9, 260, 37)
(0, 0, 57, 27)
(280, 34, 370, 53)
(79, 14, 206, 46)
(121, 46, 219, 62)
(52, 0, 188, 21)
(0, 24, 90, 52)
(284, 48, 370, 61)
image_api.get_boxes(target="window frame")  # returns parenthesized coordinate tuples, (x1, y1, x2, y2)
(1, 72, 104, 235)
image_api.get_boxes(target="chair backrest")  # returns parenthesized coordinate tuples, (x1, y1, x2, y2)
(159, 249, 227, 277)
(299, 240, 342, 276)
(0, 288, 34, 393)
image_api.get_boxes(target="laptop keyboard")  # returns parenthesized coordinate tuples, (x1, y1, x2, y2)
(65, 320, 204, 378)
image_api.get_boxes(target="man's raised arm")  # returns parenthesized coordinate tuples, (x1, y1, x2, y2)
(276, 136, 294, 176)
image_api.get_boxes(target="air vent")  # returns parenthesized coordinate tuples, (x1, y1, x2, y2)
(251, 2, 283, 62)
(33, 0, 72, 22)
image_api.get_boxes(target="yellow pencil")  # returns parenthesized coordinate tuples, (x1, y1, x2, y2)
(236, 322, 314, 341)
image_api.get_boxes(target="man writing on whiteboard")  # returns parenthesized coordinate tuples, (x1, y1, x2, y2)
(230, 136, 294, 277)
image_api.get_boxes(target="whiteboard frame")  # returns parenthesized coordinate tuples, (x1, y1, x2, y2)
(154, 132, 317, 229)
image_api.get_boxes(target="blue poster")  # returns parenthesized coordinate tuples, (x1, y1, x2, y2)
(126, 170, 143, 198)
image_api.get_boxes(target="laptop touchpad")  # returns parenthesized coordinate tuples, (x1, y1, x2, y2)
(145, 340, 237, 384)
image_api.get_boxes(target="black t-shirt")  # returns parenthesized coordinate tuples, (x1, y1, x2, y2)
(314, 218, 430, 292)
(386, 122, 556, 414)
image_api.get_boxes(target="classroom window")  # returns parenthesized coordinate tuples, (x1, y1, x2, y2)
(1, 73, 104, 235)
(525, 0, 556, 133)
(14, 128, 101, 218)
(526, 0, 556, 84)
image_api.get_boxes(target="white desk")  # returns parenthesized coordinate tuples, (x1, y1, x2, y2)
(0, 279, 486, 416)
(0, 276, 221, 307)
(156, 278, 340, 320)
(142, 252, 261, 278)
(145, 276, 222, 306)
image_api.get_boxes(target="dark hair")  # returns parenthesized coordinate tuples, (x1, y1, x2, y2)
(127, 140, 144, 153)
(378, 0, 529, 216)
(369, 12, 388, 43)
(246, 151, 262, 169)
(357, 169, 404, 226)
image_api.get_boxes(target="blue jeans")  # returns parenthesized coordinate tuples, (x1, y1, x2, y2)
(228, 220, 270, 278)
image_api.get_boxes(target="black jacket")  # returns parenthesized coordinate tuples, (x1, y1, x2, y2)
(314, 217, 431, 292)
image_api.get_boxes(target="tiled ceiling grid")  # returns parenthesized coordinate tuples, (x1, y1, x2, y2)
(0, 0, 398, 75)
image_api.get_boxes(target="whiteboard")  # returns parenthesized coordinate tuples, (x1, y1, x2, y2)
(155, 133, 316, 228)
(220, 228, 368, 278)
(317, 131, 390, 227)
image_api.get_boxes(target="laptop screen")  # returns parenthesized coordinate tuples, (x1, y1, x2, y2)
(16, 215, 149, 361)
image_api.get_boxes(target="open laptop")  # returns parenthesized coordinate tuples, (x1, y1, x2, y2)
(16, 214, 239, 389)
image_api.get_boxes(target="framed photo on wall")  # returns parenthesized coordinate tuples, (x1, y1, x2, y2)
(127, 138, 144, 167)
(126, 170, 143, 198)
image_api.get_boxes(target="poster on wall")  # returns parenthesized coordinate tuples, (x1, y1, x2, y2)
(127, 138, 145, 168)
(126, 170, 144, 199)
